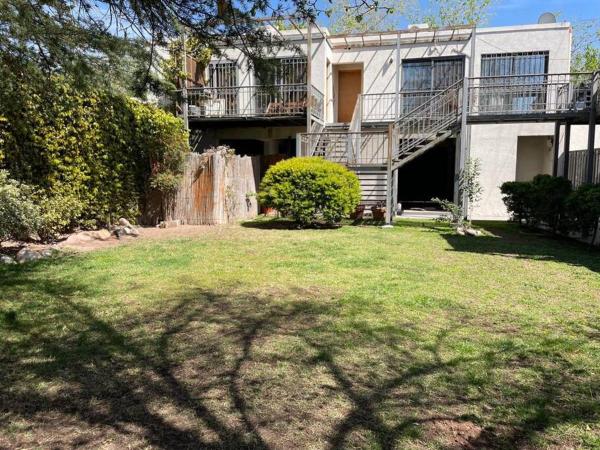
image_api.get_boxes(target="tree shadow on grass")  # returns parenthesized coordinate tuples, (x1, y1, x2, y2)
(441, 221, 600, 274)
(1, 263, 599, 448)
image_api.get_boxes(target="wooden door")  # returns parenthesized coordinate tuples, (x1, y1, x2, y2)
(337, 69, 361, 123)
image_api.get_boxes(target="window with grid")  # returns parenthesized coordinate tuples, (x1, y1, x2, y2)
(256, 57, 307, 114)
(207, 62, 238, 114)
(480, 52, 549, 113)
(401, 58, 464, 113)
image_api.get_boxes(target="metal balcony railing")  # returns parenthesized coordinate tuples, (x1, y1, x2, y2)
(182, 83, 323, 119)
(467, 72, 595, 116)
(298, 131, 389, 166)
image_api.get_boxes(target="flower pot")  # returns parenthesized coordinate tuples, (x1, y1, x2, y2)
(371, 206, 386, 221)
(350, 205, 366, 220)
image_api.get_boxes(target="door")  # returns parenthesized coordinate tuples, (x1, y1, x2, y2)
(337, 69, 362, 123)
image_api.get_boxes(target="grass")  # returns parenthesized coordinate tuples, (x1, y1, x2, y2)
(1, 219, 599, 449)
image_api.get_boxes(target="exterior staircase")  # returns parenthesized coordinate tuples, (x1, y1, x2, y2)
(391, 79, 463, 170)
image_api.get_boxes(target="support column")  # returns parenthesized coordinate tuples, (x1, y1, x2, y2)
(459, 77, 470, 215)
(552, 121, 560, 177)
(586, 73, 598, 184)
(306, 20, 313, 133)
(395, 33, 401, 120)
(181, 31, 189, 131)
(384, 124, 394, 226)
(563, 121, 571, 179)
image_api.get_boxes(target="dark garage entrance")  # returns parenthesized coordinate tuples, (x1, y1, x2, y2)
(397, 138, 456, 209)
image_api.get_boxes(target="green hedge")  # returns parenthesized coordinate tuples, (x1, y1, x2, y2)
(501, 175, 600, 241)
(0, 76, 188, 232)
(258, 157, 361, 226)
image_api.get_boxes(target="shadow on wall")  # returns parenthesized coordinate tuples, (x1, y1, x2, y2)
(441, 221, 600, 274)
(1, 257, 599, 448)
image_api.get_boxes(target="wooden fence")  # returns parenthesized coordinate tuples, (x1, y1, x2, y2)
(568, 149, 600, 188)
(171, 151, 260, 225)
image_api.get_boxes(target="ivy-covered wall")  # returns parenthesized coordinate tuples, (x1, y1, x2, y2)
(0, 76, 189, 229)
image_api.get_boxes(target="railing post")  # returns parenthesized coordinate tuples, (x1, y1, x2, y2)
(384, 124, 394, 226)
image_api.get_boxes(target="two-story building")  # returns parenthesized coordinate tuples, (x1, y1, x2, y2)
(180, 16, 599, 221)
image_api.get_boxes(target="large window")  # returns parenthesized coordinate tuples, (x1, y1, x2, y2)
(207, 62, 238, 115)
(256, 57, 307, 115)
(479, 52, 549, 113)
(401, 58, 463, 113)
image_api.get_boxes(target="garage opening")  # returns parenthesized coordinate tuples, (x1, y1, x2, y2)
(396, 138, 456, 210)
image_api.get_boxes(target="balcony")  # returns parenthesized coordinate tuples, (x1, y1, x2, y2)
(183, 84, 324, 121)
(467, 72, 596, 121)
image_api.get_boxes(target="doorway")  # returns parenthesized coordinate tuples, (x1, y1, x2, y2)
(336, 68, 362, 123)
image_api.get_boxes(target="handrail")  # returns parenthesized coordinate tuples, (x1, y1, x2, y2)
(392, 79, 463, 127)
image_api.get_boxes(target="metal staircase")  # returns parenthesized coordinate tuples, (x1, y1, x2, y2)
(391, 79, 463, 170)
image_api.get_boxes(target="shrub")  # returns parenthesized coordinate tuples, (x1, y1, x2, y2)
(500, 181, 535, 225)
(566, 184, 600, 241)
(530, 174, 572, 232)
(0, 76, 189, 232)
(0, 170, 41, 242)
(258, 157, 361, 226)
(501, 175, 572, 231)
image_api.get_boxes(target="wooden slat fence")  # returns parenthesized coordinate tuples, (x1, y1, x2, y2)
(171, 152, 260, 225)
(568, 149, 600, 188)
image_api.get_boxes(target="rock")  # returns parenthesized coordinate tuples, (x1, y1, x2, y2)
(465, 227, 482, 237)
(118, 218, 133, 227)
(456, 226, 466, 236)
(158, 220, 180, 229)
(113, 225, 140, 239)
(64, 229, 112, 245)
(87, 229, 112, 240)
(40, 248, 57, 258)
(16, 248, 43, 264)
(0, 255, 16, 265)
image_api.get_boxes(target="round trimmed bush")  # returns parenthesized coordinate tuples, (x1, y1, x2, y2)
(258, 157, 361, 226)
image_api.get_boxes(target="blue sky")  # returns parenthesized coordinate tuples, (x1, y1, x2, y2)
(315, 0, 598, 28)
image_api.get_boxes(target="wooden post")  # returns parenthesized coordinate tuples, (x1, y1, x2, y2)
(563, 121, 571, 179)
(552, 121, 560, 177)
(586, 73, 598, 184)
(306, 20, 313, 134)
(384, 124, 394, 226)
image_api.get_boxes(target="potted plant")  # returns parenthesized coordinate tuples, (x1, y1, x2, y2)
(350, 204, 366, 220)
(371, 202, 386, 220)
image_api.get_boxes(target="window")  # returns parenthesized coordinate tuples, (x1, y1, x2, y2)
(208, 62, 238, 115)
(256, 57, 307, 114)
(479, 52, 549, 113)
(401, 58, 463, 113)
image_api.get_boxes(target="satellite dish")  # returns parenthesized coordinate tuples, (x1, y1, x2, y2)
(538, 12, 557, 24)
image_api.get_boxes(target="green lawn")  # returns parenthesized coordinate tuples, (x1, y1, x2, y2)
(1, 220, 599, 449)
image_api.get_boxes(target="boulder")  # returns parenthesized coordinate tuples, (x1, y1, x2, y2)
(16, 248, 43, 264)
(118, 217, 133, 227)
(64, 229, 111, 245)
(158, 220, 181, 229)
(456, 226, 466, 236)
(465, 227, 482, 237)
(0, 255, 16, 265)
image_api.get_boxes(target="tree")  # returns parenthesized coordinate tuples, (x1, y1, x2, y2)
(407, 0, 494, 27)
(571, 19, 600, 72)
(328, 0, 412, 33)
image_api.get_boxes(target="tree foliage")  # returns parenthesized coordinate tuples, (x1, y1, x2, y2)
(408, 0, 494, 27)
(0, 75, 189, 232)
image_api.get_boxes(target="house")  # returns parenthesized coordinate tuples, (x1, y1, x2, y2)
(179, 16, 600, 222)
